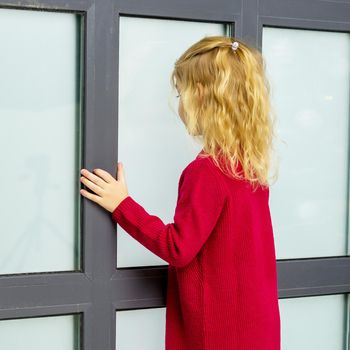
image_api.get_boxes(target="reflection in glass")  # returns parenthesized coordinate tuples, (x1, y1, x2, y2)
(0, 9, 83, 274)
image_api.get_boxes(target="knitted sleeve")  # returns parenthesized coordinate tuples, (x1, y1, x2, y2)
(111, 160, 227, 268)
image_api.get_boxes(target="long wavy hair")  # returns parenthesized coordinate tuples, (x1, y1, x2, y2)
(169, 35, 279, 191)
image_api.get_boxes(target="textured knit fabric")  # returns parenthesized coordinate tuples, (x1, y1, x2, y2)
(111, 150, 281, 350)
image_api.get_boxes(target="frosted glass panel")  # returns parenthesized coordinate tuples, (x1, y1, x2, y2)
(117, 16, 229, 267)
(116, 308, 166, 350)
(0, 314, 80, 349)
(280, 294, 347, 349)
(0, 9, 83, 274)
(262, 27, 350, 259)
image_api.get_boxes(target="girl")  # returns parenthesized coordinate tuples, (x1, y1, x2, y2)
(80, 35, 280, 350)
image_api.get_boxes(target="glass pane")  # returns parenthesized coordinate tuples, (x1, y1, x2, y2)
(117, 15, 229, 267)
(116, 308, 166, 350)
(0, 9, 83, 274)
(280, 294, 348, 349)
(0, 314, 80, 349)
(262, 27, 350, 259)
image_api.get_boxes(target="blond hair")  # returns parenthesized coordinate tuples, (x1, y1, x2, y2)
(169, 35, 279, 191)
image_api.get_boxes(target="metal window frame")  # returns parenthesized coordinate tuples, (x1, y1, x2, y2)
(0, 0, 349, 349)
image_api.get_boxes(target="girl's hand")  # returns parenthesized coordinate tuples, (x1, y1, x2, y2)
(80, 162, 129, 213)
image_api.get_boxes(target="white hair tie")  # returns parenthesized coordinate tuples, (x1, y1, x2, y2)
(231, 41, 239, 51)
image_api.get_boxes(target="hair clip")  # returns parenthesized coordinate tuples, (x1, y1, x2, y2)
(231, 41, 239, 51)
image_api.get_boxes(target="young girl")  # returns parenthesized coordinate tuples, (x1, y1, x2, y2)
(80, 35, 280, 350)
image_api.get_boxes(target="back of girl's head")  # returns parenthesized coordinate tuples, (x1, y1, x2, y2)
(170, 35, 279, 191)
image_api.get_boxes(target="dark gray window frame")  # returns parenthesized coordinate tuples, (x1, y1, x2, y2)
(0, 0, 349, 349)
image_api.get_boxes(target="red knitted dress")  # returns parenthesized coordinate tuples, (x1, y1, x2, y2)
(111, 150, 281, 350)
